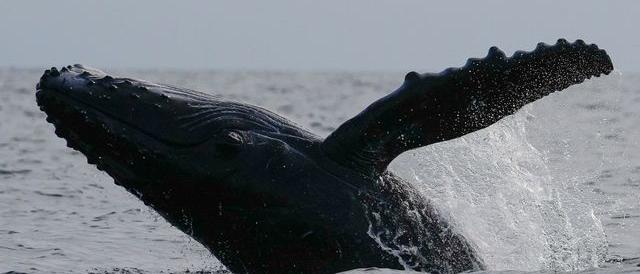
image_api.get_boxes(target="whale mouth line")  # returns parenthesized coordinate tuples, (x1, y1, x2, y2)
(36, 87, 209, 150)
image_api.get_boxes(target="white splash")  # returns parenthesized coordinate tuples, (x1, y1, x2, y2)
(389, 105, 608, 272)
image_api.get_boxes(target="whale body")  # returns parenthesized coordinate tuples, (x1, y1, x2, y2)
(36, 39, 613, 274)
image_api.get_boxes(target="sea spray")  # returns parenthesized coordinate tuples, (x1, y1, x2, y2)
(390, 106, 608, 272)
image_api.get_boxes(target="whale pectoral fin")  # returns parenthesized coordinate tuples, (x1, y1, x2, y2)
(322, 39, 613, 175)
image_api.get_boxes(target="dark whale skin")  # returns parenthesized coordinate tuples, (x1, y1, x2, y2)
(35, 39, 612, 274)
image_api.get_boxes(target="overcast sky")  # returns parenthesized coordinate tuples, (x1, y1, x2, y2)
(1, 1, 639, 72)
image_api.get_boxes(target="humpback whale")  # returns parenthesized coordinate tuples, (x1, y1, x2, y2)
(35, 39, 612, 274)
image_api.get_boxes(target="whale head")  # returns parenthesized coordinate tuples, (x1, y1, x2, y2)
(36, 65, 319, 180)
(35, 65, 372, 273)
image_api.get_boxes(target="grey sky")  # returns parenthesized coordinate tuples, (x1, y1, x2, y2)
(1, 0, 639, 72)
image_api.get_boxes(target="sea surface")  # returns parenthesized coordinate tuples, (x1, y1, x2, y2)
(0, 68, 638, 273)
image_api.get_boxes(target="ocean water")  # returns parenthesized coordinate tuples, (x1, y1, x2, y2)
(0, 68, 638, 273)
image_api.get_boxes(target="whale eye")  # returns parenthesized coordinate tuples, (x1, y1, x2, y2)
(216, 131, 244, 158)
